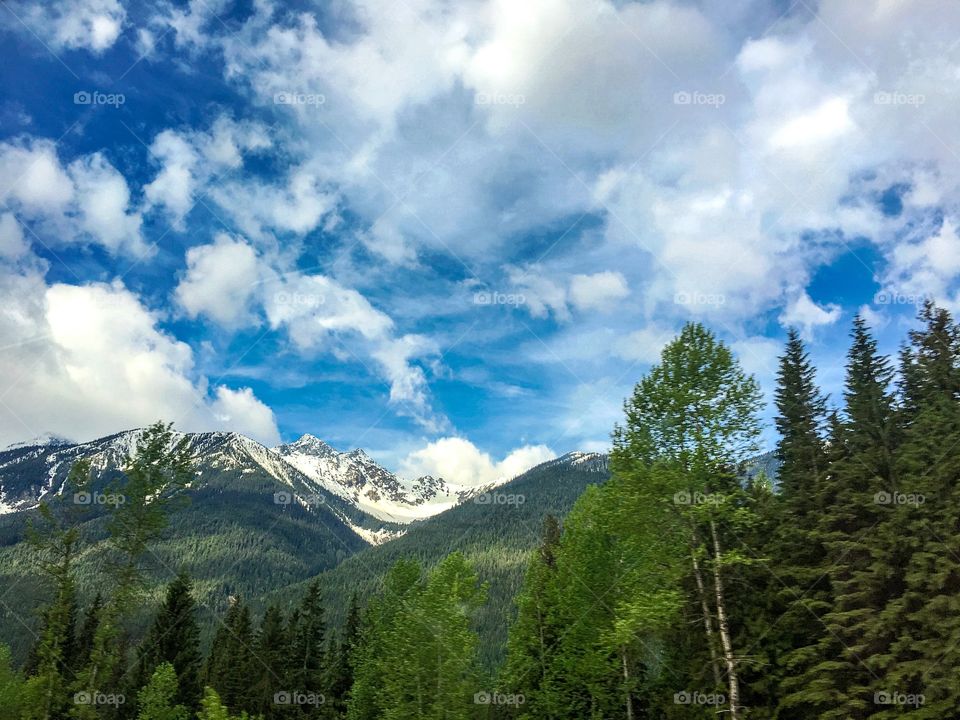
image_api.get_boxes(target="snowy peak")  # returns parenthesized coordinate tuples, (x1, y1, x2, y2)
(3, 433, 73, 451)
(286, 434, 339, 457)
(272, 436, 447, 523)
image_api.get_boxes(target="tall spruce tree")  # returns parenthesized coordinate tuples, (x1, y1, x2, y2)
(205, 599, 257, 713)
(756, 329, 830, 718)
(135, 574, 202, 710)
(500, 516, 564, 719)
(251, 605, 289, 718)
(874, 303, 960, 718)
(778, 316, 899, 719)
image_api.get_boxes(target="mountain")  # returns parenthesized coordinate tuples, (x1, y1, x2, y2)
(273, 434, 490, 525)
(281, 451, 613, 667)
(0, 428, 610, 665)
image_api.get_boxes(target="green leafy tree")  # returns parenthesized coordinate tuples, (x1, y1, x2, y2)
(136, 663, 188, 720)
(21, 459, 91, 720)
(73, 422, 193, 720)
(613, 322, 763, 720)
(0, 644, 25, 719)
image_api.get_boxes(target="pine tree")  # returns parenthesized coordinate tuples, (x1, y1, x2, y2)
(136, 574, 202, 710)
(71, 595, 103, 678)
(21, 459, 90, 720)
(754, 330, 830, 718)
(288, 580, 326, 705)
(874, 303, 960, 717)
(779, 316, 899, 718)
(251, 605, 289, 718)
(326, 594, 360, 717)
(500, 516, 565, 719)
(0, 644, 25, 719)
(205, 599, 257, 713)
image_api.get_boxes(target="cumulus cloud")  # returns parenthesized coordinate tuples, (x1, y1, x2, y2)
(779, 292, 842, 340)
(143, 116, 271, 230)
(507, 267, 630, 321)
(175, 233, 262, 328)
(173, 235, 447, 432)
(398, 437, 555, 487)
(6, 0, 125, 53)
(569, 271, 629, 312)
(0, 270, 280, 446)
(0, 139, 146, 254)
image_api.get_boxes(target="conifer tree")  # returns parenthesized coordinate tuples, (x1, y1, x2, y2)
(0, 644, 25, 719)
(779, 316, 899, 718)
(73, 423, 193, 720)
(251, 605, 289, 719)
(500, 516, 564, 719)
(755, 329, 830, 718)
(876, 303, 960, 717)
(288, 580, 326, 704)
(205, 599, 257, 713)
(136, 574, 202, 710)
(21, 459, 90, 720)
(326, 594, 361, 717)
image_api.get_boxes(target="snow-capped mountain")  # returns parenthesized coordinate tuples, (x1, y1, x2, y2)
(275, 434, 510, 523)
(0, 429, 606, 544)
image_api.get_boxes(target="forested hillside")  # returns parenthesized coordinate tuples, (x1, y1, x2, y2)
(4, 305, 960, 718)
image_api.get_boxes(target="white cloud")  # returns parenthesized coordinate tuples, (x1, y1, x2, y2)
(172, 234, 447, 432)
(507, 267, 630, 320)
(143, 116, 271, 230)
(209, 386, 280, 446)
(779, 291, 842, 339)
(174, 234, 262, 327)
(0, 139, 146, 255)
(769, 97, 854, 150)
(0, 213, 29, 260)
(0, 272, 280, 447)
(7, 0, 125, 53)
(569, 271, 629, 312)
(398, 436, 555, 487)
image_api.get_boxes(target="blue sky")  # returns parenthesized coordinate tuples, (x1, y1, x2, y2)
(1, 0, 958, 480)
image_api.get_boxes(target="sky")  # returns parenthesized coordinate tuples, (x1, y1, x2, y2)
(0, 0, 958, 481)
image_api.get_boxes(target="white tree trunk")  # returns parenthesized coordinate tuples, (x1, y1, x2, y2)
(710, 520, 740, 720)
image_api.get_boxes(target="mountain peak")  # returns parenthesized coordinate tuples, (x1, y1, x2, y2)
(4, 433, 73, 451)
(283, 434, 338, 456)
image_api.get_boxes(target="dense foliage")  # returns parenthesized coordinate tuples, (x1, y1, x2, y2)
(6, 306, 960, 718)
